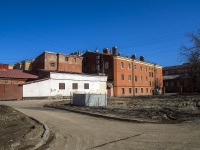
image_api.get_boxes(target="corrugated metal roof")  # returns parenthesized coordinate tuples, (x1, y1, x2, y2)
(0, 69, 38, 79)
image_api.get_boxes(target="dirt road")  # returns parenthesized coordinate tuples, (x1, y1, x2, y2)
(1, 100, 200, 150)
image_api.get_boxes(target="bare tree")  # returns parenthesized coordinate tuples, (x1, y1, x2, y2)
(180, 29, 200, 92)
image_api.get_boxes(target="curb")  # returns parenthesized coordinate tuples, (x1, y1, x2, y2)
(44, 105, 158, 124)
(29, 117, 50, 149)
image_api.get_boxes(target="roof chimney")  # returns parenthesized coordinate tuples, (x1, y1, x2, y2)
(0, 64, 8, 70)
(103, 48, 110, 55)
(140, 56, 144, 61)
(131, 54, 136, 59)
(112, 46, 117, 55)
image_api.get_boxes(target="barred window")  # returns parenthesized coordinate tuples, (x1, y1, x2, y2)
(84, 83, 89, 89)
(59, 83, 65, 89)
(72, 83, 78, 89)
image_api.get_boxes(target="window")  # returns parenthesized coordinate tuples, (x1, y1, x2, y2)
(59, 83, 65, 89)
(140, 76, 143, 82)
(170, 81, 174, 87)
(121, 74, 124, 80)
(155, 78, 158, 85)
(155, 69, 158, 74)
(122, 88, 125, 94)
(105, 62, 109, 69)
(121, 62, 124, 69)
(150, 81, 153, 86)
(149, 72, 151, 77)
(128, 75, 131, 81)
(145, 67, 148, 72)
(85, 57, 89, 62)
(135, 76, 137, 82)
(135, 88, 138, 93)
(129, 88, 132, 94)
(65, 57, 69, 61)
(72, 83, 78, 89)
(50, 63, 55, 67)
(140, 66, 142, 71)
(165, 82, 168, 87)
(84, 83, 89, 89)
(141, 88, 143, 93)
(134, 65, 137, 69)
(146, 88, 148, 93)
(146, 76, 148, 82)
(128, 63, 131, 69)
(152, 72, 154, 77)
(96, 65, 100, 71)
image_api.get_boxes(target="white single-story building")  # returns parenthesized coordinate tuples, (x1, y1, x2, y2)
(22, 72, 107, 99)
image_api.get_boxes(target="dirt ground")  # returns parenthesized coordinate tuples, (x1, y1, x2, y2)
(1, 94, 200, 150)
(0, 105, 44, 150)
(1, 98, 200, 150)
(48, 94, 200, 124)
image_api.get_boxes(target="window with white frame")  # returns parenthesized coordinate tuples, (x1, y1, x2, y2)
(128, 63, 131, 69)
(129, 88, 132, 94)
(121, 62, 124, 69)
(105, 62, 109, 69)
(128, 75, 131, 81)
(122, 88, 125, 94)
(140, 66, 142, 71)
(121, 74, 124, 80)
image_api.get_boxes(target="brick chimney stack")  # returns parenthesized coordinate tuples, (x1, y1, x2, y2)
(131, 54, 136, 59)
(140, 56, 144, 61)
(112, 46, 117, 55)
(103, 48, 110, 55)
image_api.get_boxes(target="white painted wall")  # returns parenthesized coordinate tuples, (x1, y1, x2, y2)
(23, 73, 107, 98)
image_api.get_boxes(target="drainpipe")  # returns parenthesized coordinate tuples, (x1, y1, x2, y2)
(132, 60, 135, 96)
(57, 53, 59, 71)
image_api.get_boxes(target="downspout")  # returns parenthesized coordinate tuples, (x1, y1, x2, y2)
(57, 53, 59, 71)
(132, 60, 135, 96)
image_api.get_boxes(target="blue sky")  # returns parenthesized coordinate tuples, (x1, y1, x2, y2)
(0, 0, 200, 67)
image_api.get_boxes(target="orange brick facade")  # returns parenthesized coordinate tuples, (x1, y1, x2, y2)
(32, 51, 83, 73)
(83, 47, 163, 97)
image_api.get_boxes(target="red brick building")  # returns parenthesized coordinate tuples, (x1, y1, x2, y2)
(83, 47, 163, 97)
(32, 51, 83, 73)
(163, 63, 200, 93)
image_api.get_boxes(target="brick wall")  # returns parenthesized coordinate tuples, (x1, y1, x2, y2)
(32, 51, 83, 73)
(113, 57, 133, 97)
(83, 52, 114, 80)
(32, 52, 45, 71)
(0, 79, 26, 84)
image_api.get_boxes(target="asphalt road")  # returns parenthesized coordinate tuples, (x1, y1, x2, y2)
(1, 100, 200, 150)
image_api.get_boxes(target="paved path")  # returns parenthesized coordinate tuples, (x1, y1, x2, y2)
(1, 100, 200, 150)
